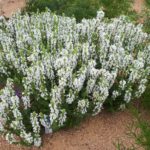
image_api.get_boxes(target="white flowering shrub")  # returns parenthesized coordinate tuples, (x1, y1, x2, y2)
(0, 10, 150, 146)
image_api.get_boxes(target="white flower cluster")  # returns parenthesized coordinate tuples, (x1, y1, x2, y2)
(0, 10, 149, 146)
(77, 99, 89, 114)
(0, 79, 34, 145)
(30, 112, 41, 147)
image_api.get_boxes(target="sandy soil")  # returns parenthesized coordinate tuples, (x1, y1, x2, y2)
(0, 0, 25, 17)
(0, 0, 146, 150)
(133, 0, 145, 13)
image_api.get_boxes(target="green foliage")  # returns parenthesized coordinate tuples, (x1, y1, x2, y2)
(100, 0, 134, 18)
(114, 139, 136, 150)
(24, 0, 134, 21)
(63, 0, 101, 21)
(146, 0, 150, 8)
(25, 0, 101, 22)
(136, 120, 150, 149)
(141, 0, 150, 34)
(128, 114, 150, 150)
(114, 104, 150, 150)
(141, 83, 150, 110)
(143, 9, 150, 34)
(25, 0, 69, 13)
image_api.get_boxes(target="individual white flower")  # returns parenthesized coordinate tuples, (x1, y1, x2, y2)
(133, 59, 145, 69)
(20, 130, 33, 144)
(135, 83, 146, 98)
(39, 113, 52, 134)
(10, 96, 19, 109)
(93, 101, 103, 115)
(119, 104, 126, 111)
(58, 109, 67, 126)
(86, 78, 96, 94)
(34, 137, 41, 147)
(124, 91, 132, 103)
(119, 80, 126, 90)
(66, 92, 75, 104)
(49, 102, 59, 124)
(5, 133, 16, 144)
(112, 90, 120, 99)
(0, 121, 4, 132)
(10, 120, 24, 130)
(31, 112, 40, 132)
(97, 11, 105, 20)
(77, 99, 89, 114)
(22, 95, 31, 109)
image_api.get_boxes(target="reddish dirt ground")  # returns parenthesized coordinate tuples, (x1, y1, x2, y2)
(133, 0, 145, 13)
(0, 0, 146, 150)
(0, 0, 25, 17)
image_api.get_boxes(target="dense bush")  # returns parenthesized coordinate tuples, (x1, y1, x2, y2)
(143, 7, 150, 34)
(146, 0, 150, 8)
(24, 0, 134, 21)
(0, 11, 150, 146)
(25, 0, 101, 22)
(100, 0, 134, 18)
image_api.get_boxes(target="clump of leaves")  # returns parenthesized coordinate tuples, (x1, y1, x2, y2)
(114, 104, 150, 150)
(143, 9, 150, 34)
(100, 0, 134, 18)
(24, 0, 101, 22)
(128, 117, 150, 149)
(138, 78, 150, 110)
(24, 0, 134, 21)
(114, 139, 136, 150)
(145, 0, 150, 8)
